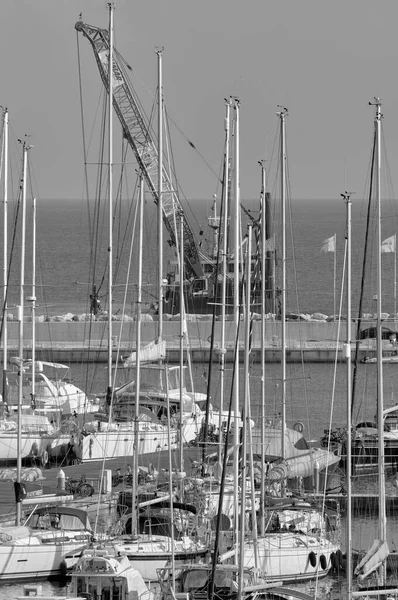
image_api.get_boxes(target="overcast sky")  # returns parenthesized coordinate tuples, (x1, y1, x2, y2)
(1, 0, 398, 203)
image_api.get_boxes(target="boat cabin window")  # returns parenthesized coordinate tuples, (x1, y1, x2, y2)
(293, 437, 309, 450)
(385, 414, 398, 430)
(27, 510, 87, 531)
(192, 278, 207, 294)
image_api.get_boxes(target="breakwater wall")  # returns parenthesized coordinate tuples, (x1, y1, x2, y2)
(1, 319, 391, 363)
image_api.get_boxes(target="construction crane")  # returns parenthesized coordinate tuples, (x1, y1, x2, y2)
(75, 18, 204, 280)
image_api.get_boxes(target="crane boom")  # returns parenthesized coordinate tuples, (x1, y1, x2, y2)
(75, 19, 203, 279)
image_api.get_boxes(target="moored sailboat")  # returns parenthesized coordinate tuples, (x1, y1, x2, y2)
(233, 107, 340, 583)
(348, 98, 398, 598)
(65, 11, 242, 465)
(0, 142, 93, 581)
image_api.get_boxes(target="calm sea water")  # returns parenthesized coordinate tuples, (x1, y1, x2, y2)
(2, 197, 398, 318)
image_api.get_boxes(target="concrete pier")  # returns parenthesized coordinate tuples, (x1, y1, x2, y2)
(0, 319, 392, 363)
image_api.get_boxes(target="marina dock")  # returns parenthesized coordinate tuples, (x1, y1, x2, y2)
(1, 319, 390, 363)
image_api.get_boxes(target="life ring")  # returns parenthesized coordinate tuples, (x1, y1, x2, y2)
(294, 421, 304, 433)
(320, 554, 327, 570)
(40, 450, 49, 466)
(308, 551, 317, 568)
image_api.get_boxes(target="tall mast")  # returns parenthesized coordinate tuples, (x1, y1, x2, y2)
(16, 141, 29, 526)
(259, 159, 266, 535)
(342, 190, 353, 598)
(278, 106, 288, 461)
(157, 48, 163, 340)
(218, 98, 232, 467)
(2, 109, 8, 407)
(373, 96, 387, 580)
(107, 2, 114, 398)
(232, 97, 240, 556)
(179, 211, 184, 473)
(132, 173, 144, 538)
(29, 198, 37, 410)
(238, 223, 252, 597)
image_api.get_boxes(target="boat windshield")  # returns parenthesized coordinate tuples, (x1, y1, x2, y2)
(294, 436, 309, 450)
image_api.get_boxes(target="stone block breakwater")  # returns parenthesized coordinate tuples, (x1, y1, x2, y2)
(1, 313, 393, 363)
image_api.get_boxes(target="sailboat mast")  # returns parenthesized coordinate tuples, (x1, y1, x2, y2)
(2, 109, 8, 407)
(30, 198, 37, 409)
(278, 107, 288, 460)
(373, 97, 387, 574)
(16, 141, 29, 526)
(218, 98, 231, 466)
(107, 2, 114, 395)
(260, 160, 266, 536)
(238, 223, 252, 597)
(232, 97, 241, 555)
(157, 48, 163, 340)
(131, 173, 144, 538)
(179, 212, 184, 473)
(343, 190, 353, 597)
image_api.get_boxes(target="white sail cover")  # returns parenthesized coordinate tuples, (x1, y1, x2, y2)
(354, 539, 390, 580)
(123, 340, 166, 367)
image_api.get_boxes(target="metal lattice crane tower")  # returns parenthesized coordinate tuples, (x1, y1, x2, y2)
(75, 19, 203, 279)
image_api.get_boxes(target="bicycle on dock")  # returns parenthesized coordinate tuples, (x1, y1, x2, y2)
(65, 474, 94, 497)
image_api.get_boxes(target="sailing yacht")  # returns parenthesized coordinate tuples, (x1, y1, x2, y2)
(0, 505, 93, 581)
(64, 363, 206, 463)
(0, 124, 93, 463)
(63, 12, 243, 465)
(20, 545, 155, 600)
(227, 108, 341, 583)
(348, 99, 398, 596)
(0, 141, 93, 581)
(6, 358, 99, 416)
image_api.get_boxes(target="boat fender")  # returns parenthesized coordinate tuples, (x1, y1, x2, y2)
(40, 450, 48, 466)
(330, 551, 337, 571)
(294, 421, 304, 433)
(31, 442, 39, 457)
(308, 551, 317, 568)
(320, 554, 327, 570)
(60, 559, 68, 578)
(336, 549, 344, 569)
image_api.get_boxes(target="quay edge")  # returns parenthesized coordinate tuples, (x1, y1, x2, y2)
(0, 319, 391, 363)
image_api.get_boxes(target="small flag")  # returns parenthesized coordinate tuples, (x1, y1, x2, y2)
(381, 234, 396, 253)
(321, 234, 336, 253)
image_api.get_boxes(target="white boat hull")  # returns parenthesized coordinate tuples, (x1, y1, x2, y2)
(65, 414, 201, 462)
(0, 433, 45, 461)
(0, 431, 65, 462)
(112, 536, 208, 581)
(0, 540, 87, 581)
(243, 534, 340, 582)
(362, 355, 398, 364)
